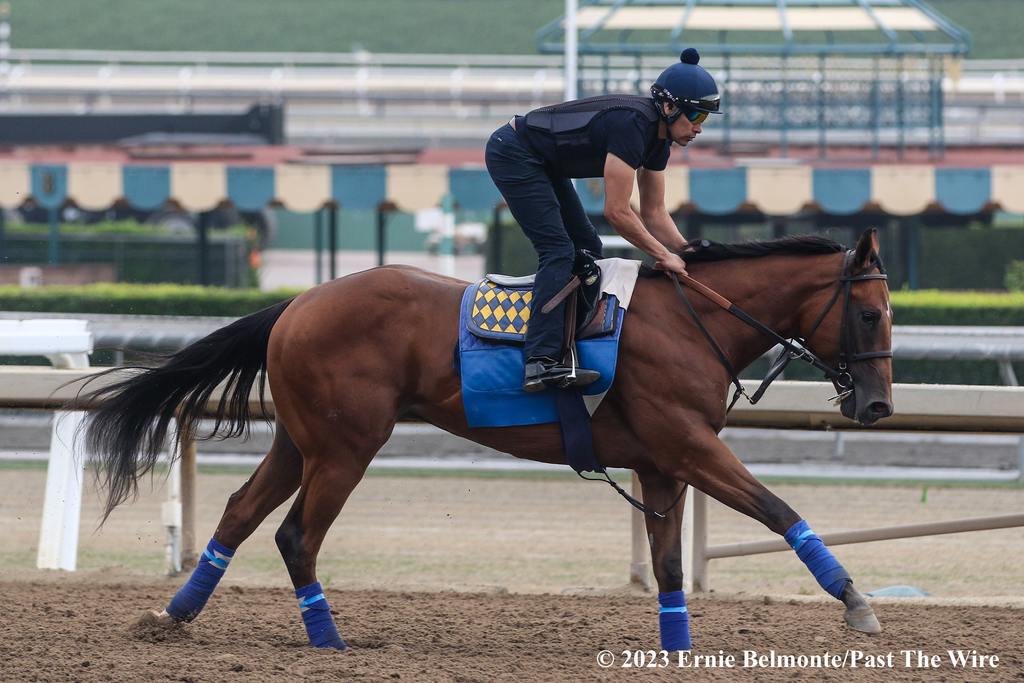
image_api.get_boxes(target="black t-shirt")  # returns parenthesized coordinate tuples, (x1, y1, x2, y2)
(515, 108, 671, 179)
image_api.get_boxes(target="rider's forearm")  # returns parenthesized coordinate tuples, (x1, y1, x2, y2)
(605, 208, 673, 260)
(643, 210, 688, 253)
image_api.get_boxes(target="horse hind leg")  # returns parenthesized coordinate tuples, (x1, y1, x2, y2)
(272, 398, 398, 649)
(666, 430, 881, 635)
(161, 419, 303, 623)
(274, 446, 387, 650)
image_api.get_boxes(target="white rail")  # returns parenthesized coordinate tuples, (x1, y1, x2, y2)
(0, 321, 92, 572)
(3, 367, 1021, 588)
(658, 381, 1024, 594)
(678, 490, 1024, 593)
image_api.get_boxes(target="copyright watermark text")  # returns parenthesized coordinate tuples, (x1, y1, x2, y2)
(596, 649, 1000, 670)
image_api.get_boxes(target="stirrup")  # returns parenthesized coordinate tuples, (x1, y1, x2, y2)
(523, 357, 600, 393)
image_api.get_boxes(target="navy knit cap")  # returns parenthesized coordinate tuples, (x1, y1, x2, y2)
(651, 48, 722, 118)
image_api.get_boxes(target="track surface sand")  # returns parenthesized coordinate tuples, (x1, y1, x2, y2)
(4, 468, 1022, 680)
(1, 576, 1021, 682)
(3, 468, 1021, 596)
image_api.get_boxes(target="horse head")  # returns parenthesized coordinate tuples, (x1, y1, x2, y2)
(804, 228, 894, 426)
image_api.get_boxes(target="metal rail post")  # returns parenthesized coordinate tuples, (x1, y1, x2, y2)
(564, 0, 578, 101)
(36, 411, 87, 570)
(629, 472, 651, 589)
(47, 208, 60, 265)
(313, 209, 323, 284)
(376, 206, 388, 267)
(0, 2, 10, 77)
(197, 212, 209, 286)
(328, 205, 337, 280)
(179, 433, 198, 570)
(163, 456, 182, 574)
(685, 488, 709, 593)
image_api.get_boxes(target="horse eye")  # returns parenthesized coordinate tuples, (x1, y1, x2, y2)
(860, 310, 880, 326)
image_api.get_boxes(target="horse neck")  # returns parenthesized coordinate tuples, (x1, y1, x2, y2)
(693, 252, 845, 371)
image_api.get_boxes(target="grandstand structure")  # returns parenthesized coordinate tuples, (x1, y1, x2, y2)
(538, 0, 971, 157)
(2, 48, 1021, 150)
(0, 1, 1020, 291)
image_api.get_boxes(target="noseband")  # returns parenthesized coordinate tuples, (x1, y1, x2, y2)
(671, 249, 893, 411)
(797, 250, 893, 403)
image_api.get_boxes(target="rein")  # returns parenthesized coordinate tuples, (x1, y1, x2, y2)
(575, 249, 891, 520)
(670, 249, 892, 412)
(577, 468, 687, 518)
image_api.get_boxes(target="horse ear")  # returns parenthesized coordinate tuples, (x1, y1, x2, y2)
(854, 228, 880, 269)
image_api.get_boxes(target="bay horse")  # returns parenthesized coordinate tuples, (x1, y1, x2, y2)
(82, 228, 893, 651)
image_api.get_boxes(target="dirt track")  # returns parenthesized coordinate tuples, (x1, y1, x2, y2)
(3, 468, 1023, 596)
(1, 576, 1020, 682)
(4, 468, 1023, 680)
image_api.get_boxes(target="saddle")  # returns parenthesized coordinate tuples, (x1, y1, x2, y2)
(459, 256, 639, 481)
(468, 250, 616, 347)
(457, 257, 639, 430)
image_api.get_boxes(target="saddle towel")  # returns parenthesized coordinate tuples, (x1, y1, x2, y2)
(457, 258, 641, 428)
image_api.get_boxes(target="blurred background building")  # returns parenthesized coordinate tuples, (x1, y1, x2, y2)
(0, 0, 1021, 291)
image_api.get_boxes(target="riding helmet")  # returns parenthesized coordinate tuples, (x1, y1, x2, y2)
(651, 48, 722, 123)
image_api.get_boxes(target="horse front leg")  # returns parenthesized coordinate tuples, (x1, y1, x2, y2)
(636, 471, 691, 650)
(660, 429, 881, 635)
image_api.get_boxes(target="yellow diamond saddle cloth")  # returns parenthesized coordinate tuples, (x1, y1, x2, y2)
(456, 258, 642, 429)
(466, 275, 617, 342)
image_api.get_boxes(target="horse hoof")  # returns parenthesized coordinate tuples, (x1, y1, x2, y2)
(844, 605, 882, 634)
(130, 610, 190, 643)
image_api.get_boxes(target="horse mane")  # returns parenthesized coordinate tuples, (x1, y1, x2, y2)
(637, 234, 846, 277)
(680, 234, 846, 263)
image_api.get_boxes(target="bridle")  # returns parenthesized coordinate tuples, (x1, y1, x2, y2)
(670, 248, 893, 412)
(583, 248, 892, 520)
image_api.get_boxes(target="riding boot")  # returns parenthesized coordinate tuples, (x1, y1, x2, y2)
(523, 356, 601, 393)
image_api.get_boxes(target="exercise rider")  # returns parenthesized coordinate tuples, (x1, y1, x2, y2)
(484, 48, 721, 393)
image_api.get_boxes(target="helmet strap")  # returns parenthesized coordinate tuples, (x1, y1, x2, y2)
(656, 98, 683, 125)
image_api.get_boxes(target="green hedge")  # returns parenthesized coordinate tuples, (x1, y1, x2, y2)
(2, 234, 252, 287)
(917, 228, 1024, 290)
(1, 283, 1021, 320)
(4, 220, 249, 237)
(0, 284, 300, 317)
(1, 283, 1021, 384)
(1, 283, 1021, 322)
(889, 290, 1024, 325)
(1006, 261, 1024, 292)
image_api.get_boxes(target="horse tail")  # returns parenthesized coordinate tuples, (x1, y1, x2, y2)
(81, 298, 294, 522)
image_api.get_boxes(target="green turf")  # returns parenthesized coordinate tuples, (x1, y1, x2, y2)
(6, 0, 1021, 59)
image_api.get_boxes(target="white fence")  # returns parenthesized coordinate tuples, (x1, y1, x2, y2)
(3, 367, 1022, 586)
(650, 379, 1024, 593)
(0, 320, 92, 571)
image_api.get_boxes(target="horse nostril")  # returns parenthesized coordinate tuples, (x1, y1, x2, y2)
(869, 401, 892, 418)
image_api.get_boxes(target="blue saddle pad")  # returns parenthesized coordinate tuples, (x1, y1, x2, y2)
(457, 279, 625, 428)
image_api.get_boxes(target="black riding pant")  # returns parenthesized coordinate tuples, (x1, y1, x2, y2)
(484, 122, 603, 360)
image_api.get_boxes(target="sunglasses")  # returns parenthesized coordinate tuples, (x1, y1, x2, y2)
(685, 110, 709, 124)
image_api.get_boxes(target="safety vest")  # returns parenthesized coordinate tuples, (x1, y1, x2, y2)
(523, 94, 660, 142)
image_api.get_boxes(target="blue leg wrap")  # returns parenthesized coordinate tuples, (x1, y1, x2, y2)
(658, 591, 692, 651)
(296, 582, 347, 650)
(166, 538, 235, 621)
(785, 520, 851, 600)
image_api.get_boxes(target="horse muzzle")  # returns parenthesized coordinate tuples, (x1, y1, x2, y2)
(854, 397, 893, 425)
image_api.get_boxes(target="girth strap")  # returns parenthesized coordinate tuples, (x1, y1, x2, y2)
(555, 387, 685, 518)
